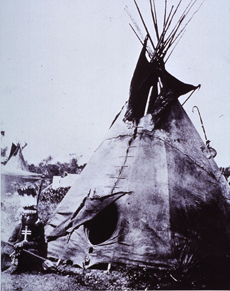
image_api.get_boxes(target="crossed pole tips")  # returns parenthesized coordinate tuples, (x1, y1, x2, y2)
(126, 0, 205, 63)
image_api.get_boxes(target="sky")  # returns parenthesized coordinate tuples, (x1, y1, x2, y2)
(1, 0, 230, 167)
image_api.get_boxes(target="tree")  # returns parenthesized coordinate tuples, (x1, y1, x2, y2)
(1, 146, 8, 164)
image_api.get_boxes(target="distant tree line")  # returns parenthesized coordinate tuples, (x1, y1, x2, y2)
(1, 147, 8, 165)
(0, 141, 86, 178)
(27, 156, 86, 178)
(221, 166, 230, 181)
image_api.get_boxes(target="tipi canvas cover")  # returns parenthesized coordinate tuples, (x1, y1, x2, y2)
(46, 1, 230, 269)
(52, 174, 77, 190)
(46, 100, 230, 268)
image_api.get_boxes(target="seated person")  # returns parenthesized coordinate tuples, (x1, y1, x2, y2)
(1, 205, 47, 273)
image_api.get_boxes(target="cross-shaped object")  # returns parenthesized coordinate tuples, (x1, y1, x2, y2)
(21, 226, 32, 241)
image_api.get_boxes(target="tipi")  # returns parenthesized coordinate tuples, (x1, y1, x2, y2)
(46, 1, 230, 269)
(1, 143, 42, 194)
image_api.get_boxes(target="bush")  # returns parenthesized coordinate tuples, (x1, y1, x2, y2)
(41, 187, 71, 204)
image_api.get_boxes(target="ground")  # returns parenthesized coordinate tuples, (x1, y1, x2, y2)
(1, 266, 169, 290)
(0, 268, 204, 290)
(2, 259, 230, 290)
(1, 272, 86, 291)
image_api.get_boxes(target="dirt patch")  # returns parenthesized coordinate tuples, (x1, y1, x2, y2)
(1, 272, 87, 291)
(0, 268, 190, 290)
